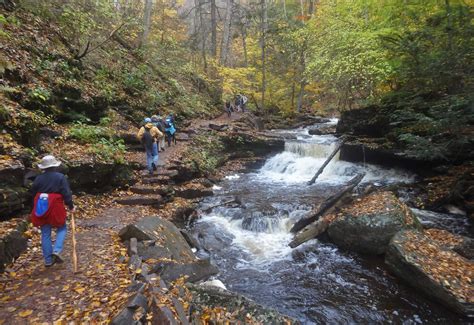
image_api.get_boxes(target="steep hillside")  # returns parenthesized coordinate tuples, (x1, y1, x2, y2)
(0, 7, 221, 218)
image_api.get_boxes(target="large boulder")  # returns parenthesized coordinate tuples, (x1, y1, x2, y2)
(328, 191, 421, 255)
(385, 229, 474, 317)
(119, 216, 195, 263)
(151, 260, 219, 285)
(187, 284, 296, 323)
(423, 228, 474, 260)
(0, 220, 28, 272)
(0, 186, 28, 217)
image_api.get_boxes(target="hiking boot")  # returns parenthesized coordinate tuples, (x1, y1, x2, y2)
(52, 253, 64, 264)
(152, 163, 157, 171)
(45, 261, 54, 267)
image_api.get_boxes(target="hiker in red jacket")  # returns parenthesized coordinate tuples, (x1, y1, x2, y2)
(30, 155, 74, 267)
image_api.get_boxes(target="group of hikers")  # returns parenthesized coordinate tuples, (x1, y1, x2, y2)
(137, 113, 177, 175)
(29, 95, 248, 268)
(29, 113, 178, 267)
(225, 94, 248, 117)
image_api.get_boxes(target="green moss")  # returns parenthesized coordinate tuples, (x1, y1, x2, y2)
(183, 134, 226, 176)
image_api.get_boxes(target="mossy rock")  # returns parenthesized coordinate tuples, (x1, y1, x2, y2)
(328, 191, 422, 255)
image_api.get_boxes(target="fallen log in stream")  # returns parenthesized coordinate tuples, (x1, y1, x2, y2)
(307, 140, 345, 185)
(291, 173, 365, 234)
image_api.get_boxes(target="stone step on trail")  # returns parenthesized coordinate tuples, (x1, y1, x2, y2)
(115, 195, 163, 206)
(130, 185, 174, 196)
(141, 176, 173, 185)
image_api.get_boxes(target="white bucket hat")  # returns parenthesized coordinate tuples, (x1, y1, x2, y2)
(38, 155, 61, 169)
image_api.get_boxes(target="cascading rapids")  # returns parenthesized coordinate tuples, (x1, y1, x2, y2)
(259, 138, 414, 185)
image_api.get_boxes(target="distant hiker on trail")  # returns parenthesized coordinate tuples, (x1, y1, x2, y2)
(30, 155, 74, 267)
(164, 114, 177, 147)
(234, 95, 242, 112)
(241, 94, 248, 112)
(137, 117, 163, 175)
(225, 101, 232, 118)
(152, 115, 166, 152)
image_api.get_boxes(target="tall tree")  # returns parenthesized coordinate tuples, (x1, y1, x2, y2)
(140, 0, 153, 47)
(220, 0, 234, 65)
(261, 0, 268, 111)
(210, 0, 217, 58)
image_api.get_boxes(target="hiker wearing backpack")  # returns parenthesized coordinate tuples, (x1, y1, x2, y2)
(151, 115, 166, 152)
(164, 114, 177, 147)
(137, 117, 164, 175)
(30, 155, 74, 267)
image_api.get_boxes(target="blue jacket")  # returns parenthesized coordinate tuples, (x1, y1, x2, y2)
(31, 171, 74, 209)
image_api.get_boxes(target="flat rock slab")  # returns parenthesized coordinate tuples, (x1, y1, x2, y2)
(0, 227, 28, 272)
(115, 195, 163, 206)
(187, 284, 296, 323)
(386, 229, 474, 317)
(328, 191, 421, 255)
(119, 216, 195, 263)
(174, 187, 213, 199)
(152, 260, 219, 285)
(130, 185, 173, 196)
(142, 176, 172, 185)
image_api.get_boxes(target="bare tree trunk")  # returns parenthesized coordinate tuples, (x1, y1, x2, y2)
(308, 0, 315, 16)
(140, 0, 153, 48)
(210, 0, 217, 58)
(296, 48, 306, 113)
(282, 0, 287, 18)
(220, 0, 234, 65)
(199, 0, 207, 71)
(261, 0, 267, 111)
(241, 24, 248, 67)
(445, 0, 453, 51)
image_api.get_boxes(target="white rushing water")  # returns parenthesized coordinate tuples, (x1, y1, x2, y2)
(194, 123, 465, 323)
(199, 127, 416, 266)
(259, 138, 415, 185)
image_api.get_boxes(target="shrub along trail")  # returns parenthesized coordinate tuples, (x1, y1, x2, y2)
(0, 113, 241, 323)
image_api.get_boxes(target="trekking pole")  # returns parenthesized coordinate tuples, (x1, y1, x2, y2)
(70, 210, 78, 273)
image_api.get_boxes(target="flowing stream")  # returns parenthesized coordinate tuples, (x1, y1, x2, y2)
(192, 123, 470, 324)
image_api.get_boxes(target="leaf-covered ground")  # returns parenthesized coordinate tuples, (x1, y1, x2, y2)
(0, 113, 246, 323)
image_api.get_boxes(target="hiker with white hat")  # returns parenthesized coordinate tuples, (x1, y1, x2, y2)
(30, 155, 74, 267)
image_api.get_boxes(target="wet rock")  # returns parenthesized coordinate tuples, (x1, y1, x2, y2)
(174, 185, 213, 199)
(220, 132, 284, 156)
(0, 186, 28, 217)
(152, 299, 178, 325)
(119, 216, 195, 263)
(171, 297, 189, 325)
(385, 230, 474, 317)
(308, 125, 335, 135)
(142, 175, 172, 185)
(328, 191, 421, 255)
(180, 230, 201, 250)
(111, 293, 148, 325)
(339, 140, 434, 172)
(0, 226, 28, 272)
(175, 133, 190, 142)
(129, 238, 138, 255)
(67, 162, 134, 192)
(170, 202, 198, 228)
(119, 132, 141, 145)
(209, 123, 228, 131)
(130, 185, 174, 196)
(187, 284, 296, 323)
(0, 157, 24, 185)
(115, 195, 163, 206)
(152, 259, 219, 285)
(424, 228, 474, 260)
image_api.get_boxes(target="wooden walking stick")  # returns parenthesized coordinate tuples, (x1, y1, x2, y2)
(70, 211, 78, 273)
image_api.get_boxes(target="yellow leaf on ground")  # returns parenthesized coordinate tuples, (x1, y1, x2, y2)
(18, 309, 33, 317)
(6, 307, 16, 312)
(75, 287, 86, 294)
